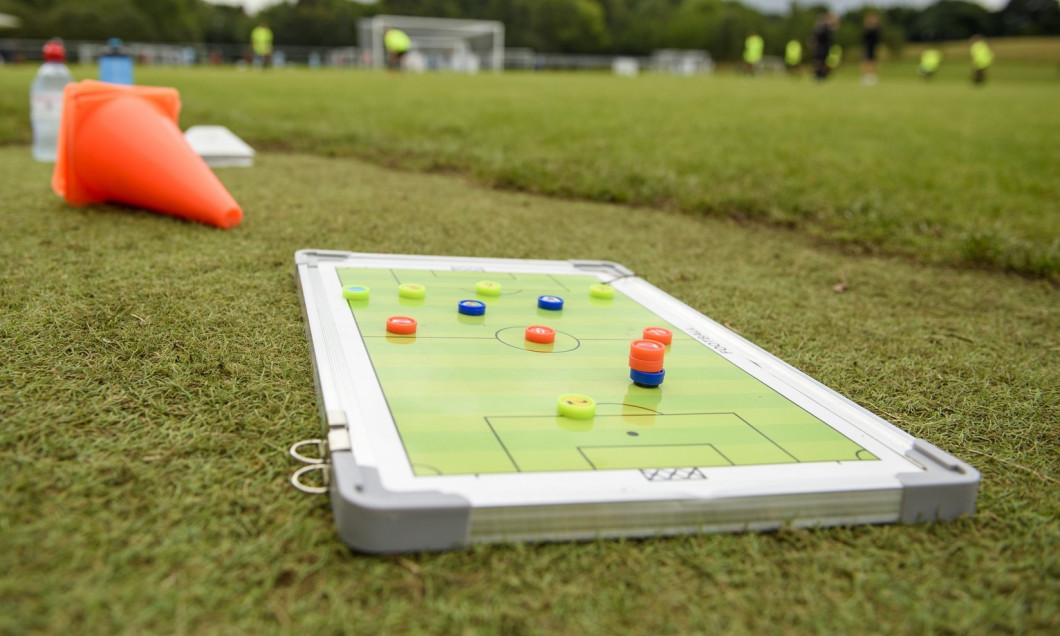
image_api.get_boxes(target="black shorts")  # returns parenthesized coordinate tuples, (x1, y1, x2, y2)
(386, 50, 407, 69)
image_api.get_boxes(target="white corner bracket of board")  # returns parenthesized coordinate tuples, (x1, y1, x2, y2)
(293, 249, 980, 554)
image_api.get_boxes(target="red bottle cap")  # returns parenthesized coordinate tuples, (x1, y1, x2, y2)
(43, 39, 66, 63)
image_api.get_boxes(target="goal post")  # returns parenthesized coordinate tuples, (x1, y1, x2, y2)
(357, 15, 504, 73)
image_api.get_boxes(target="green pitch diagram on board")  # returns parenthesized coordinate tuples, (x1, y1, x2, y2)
(337, 268, 876, 476)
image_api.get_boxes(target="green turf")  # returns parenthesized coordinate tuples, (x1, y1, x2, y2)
(1, 142, 1057, 633)
(1, 63, 1058, 278)
(334, 267, 870, 474)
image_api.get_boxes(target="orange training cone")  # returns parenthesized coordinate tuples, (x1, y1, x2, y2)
(51, 80, 242, 229)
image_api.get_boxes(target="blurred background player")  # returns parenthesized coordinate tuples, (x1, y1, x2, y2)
(251, 22, 273, 69)
(827, 43, 842, 74)
(861, 13, 881, 85)
(812, 13, 837, 81)
(743, 31, 763, 76)
(970, 35, 994, 85)
(384, 27, 410, 72)
(919, 48, 942, 79)
(785, 38, 802, 75)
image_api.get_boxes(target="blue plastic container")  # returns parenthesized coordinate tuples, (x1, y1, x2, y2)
(99, 38, 133, 85)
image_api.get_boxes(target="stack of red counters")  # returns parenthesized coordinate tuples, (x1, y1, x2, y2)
(629, 327, 673, 387)
(642, 327, 673, 346)
(629, 339, 666, 387)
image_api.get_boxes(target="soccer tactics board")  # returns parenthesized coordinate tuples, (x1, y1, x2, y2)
(293, 251, 979, 553)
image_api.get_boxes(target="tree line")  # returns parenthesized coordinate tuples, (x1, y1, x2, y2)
(2, 0, 1057, 61)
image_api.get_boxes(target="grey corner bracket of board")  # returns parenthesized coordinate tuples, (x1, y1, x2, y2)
(897, 439, 981, 524)
(330, 453, 472, 554)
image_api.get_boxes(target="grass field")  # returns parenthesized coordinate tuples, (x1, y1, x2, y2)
(1, 59, 1058, 279)
(1, 57, 1058, 633)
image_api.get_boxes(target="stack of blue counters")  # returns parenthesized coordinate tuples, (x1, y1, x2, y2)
(630, 368, 665, 388)
(458, 299, 486, 316)
(537, 295, 564, 311)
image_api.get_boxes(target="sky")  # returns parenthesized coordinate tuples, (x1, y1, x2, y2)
(206, 0, 1008, 17)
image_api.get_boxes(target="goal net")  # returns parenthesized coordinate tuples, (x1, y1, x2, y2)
(357, 15, 504, 73)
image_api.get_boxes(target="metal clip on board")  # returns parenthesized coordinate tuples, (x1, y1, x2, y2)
(290, 439, 329, 494)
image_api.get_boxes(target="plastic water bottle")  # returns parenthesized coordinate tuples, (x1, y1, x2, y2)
(31, 39, 73, 162)
(99, 38, 133, 85)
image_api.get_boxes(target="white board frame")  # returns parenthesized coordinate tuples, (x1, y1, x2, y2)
(294, 250, 979, 553)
